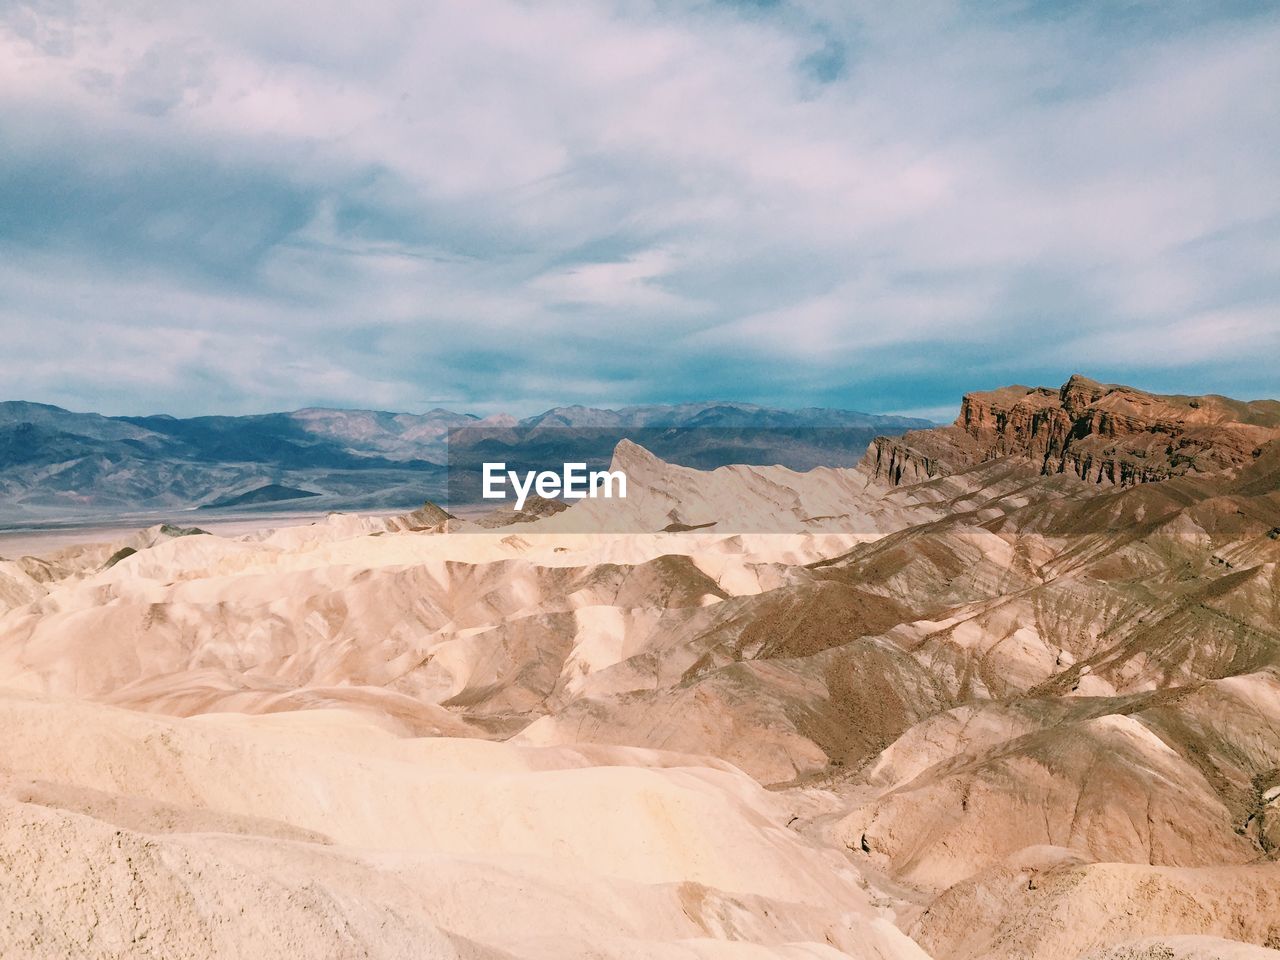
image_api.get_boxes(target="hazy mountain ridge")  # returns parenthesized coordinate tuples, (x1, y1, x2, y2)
(0, 400, 932, 523)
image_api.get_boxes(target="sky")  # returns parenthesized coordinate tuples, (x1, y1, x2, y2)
(1, 0, 1278, 421)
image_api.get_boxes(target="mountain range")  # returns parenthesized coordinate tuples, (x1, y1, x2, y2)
(0, 400, 931, 524)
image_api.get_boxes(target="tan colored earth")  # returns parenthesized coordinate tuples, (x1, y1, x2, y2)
(2, 376, 1278, 958)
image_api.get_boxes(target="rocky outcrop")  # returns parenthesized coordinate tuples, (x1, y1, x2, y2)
(867, 436, 944, 486)
(871, 374, 1280, 488)
(864, 420, 988, 486)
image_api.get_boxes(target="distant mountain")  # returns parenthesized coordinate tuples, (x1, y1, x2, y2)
(118, 407, 482, 465)
(521, 402, 928, 432)
(0, 400, 933, 523)
(202, 484, 321, 509)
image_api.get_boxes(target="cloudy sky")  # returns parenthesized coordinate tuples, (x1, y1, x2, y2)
(1, 0, 1277, 419)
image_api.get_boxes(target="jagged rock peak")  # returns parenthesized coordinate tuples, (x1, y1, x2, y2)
(1059, 373, 1112, 416)
(384, 499, 454, 531)
(610, 437, 666, 472)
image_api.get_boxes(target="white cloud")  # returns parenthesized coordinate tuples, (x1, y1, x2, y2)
(0, 0, 1277, 415)
(1056, 306, 1280, 370)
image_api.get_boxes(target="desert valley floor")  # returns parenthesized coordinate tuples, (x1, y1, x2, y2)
(2, 377, 1279, 960)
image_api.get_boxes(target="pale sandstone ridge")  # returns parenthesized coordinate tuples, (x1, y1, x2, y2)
(868, 374, 1280, 487)
(0, 690, 929, 960)
(528, 438, 909, 535)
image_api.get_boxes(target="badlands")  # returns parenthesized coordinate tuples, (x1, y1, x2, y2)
(1, 375, 1279, 959)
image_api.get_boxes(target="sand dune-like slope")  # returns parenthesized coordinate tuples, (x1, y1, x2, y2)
(0, 690, 927, 960)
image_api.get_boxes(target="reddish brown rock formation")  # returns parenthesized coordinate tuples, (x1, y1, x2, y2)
(870, 374, 1280, 488)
